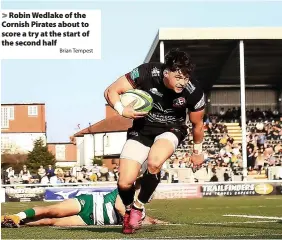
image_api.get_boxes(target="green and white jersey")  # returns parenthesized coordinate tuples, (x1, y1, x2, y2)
(93, 189, 121, 225)
(76, 189, 121, 226)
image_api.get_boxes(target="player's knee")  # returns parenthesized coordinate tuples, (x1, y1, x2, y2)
(117, 179, 134, 191)
(147, 158, 163, 174)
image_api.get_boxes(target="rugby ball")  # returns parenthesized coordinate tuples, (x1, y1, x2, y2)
(120, 89, 153, 112)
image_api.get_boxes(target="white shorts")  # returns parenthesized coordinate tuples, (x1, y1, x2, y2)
(119, 132, 179, 165)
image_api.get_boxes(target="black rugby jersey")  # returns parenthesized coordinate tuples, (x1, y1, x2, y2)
(125, 63, 205, 128)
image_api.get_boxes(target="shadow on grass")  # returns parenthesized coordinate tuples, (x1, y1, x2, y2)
(55, 224, 175, 234)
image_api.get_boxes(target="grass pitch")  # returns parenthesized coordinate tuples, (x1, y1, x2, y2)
(2, 196, 282, 239)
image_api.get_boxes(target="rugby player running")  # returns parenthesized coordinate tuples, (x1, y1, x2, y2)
(104, 49, 206, 234)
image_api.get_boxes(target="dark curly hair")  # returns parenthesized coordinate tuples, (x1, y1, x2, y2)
(164, 48, 195, 77)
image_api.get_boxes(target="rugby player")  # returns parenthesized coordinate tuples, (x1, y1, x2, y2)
(104, 48, 206, 233)
(1, 188, 160, 227)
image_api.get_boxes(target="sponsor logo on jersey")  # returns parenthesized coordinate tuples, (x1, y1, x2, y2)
(79, 199, 85, 206)
(150, 88, 163, 97)
(129, 131, 138, 136)
(153, 103, 174, 113)
(151, 67, 160, 77)
(173, 97, 186, 108)
(130, 68, 139, 81)
(186, 82, 196, 94)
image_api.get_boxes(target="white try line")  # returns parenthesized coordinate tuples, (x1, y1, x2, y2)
(223, 214, 282, 220)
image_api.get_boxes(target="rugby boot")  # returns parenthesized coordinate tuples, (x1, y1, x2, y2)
(1, 215, 21, 228)
(129, 208, 143, 230)
(122, 210, 134, 234)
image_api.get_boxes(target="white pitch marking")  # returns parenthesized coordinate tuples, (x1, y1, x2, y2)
(223, 214, 282, 220)
(194, 220, 278, 225)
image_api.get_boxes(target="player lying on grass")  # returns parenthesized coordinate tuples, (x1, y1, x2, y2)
(1, 188, 162, 228)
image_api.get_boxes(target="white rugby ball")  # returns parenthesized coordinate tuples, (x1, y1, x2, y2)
(120, 89, 153, 112)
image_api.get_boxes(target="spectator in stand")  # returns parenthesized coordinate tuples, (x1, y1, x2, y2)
(255, 149, 265, 174)
(20, 165, 31, 184)
(254, 108, 264, 119)
(40, 174, 49, 184)
(71, 165, 81, 179)
(257, 133, 266, 149)
(247, 148, 255, 168)
(99, 164, 109, 181)
(50, 169, 64, 185)
(219, 108, 225, 121)
(273, 109, 279, 118)
(46, 165, 55, 180)
(6, 167, 15, 184)
(113, 164, 119, 181)
(225, 108, 233, 122)
(231, 107, 238, 120)
(204, 113, 211, 124)
(256, 121, 264, 131)
(92, 164, 101, 180)
(63, 170, 72, 183)
(210, 172, 218, 182)
(223, 169, 230, 181)
(38, 166, 46, 181)
(69, 176, 78, 183)
(265, 108, 273, 119)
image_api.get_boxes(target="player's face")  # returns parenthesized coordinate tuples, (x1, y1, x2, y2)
(166, 70, 189, 93)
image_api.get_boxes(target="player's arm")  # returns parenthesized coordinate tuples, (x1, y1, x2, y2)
(104, 75, 134, 110)
(104, 64, 149, 119)
(187, 84, 206, 166)
(114, 195, 126, 217)
(189, 109, 205, 152)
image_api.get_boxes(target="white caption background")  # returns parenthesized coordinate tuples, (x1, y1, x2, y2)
(0, 10, 101, 59)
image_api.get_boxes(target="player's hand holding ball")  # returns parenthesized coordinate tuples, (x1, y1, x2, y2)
(122, 99, 148, 119)
(117, 89, 153, 120)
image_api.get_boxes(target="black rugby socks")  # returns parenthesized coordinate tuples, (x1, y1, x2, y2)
(118, 184, 136, 208)
(137, 170, 161, 204)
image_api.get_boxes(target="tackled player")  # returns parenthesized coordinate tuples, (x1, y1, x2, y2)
(1, 188, 161, 228)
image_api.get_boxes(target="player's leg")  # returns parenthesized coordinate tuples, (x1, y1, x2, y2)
(118, 137, 151, 207)
(2, 199, 81, 227)
(138, 130, 183, 204)
(118, 136, 151, 234)
(30, 199, 81, 218)
(25, 215, 86, 226)
(130, 131, 181, 229)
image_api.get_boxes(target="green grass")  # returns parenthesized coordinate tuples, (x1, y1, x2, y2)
(2, 196, 282, 239)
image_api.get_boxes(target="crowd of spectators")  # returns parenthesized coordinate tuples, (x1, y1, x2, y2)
(165, 108, 282, 182)
(2, 107, 281, 185)
(2, 163, 120, 185)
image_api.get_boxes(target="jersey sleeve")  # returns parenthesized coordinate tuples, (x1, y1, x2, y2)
(124, 63, 150, 89)
(186, 81, 206, 112)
